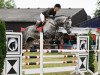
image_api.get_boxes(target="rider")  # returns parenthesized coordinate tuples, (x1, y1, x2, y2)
(36, 4, 61, 27)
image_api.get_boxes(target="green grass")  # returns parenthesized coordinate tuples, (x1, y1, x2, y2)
(23, 57, 76, 62)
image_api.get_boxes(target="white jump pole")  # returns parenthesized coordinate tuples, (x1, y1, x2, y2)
(40, 29, 43, 75)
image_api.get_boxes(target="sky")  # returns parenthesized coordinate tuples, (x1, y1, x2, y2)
(14, 0, 97, 17)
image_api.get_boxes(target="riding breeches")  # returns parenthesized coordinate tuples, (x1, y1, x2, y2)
(40, 13, 45, 22)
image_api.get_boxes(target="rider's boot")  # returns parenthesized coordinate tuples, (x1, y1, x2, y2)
(36, 21, 46, 28)
(36, 21, 42, 27)
(36, 21, 46, 32)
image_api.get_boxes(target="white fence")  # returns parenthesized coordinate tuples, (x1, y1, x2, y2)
(2, 32, 100, 75)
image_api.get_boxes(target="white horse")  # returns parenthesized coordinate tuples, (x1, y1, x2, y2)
(23, 16, 72, 48)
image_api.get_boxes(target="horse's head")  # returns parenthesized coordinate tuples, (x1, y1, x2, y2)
(54, 16, 72, 34)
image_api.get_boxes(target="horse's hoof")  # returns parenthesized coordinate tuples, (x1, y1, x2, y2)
(67, 31, 71, 34)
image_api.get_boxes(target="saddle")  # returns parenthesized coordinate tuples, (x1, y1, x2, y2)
(35, 18, 54, 32)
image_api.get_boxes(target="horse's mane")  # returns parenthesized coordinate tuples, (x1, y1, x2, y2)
(55, 15, 71, 19)
(54, 15, 67, 24)
(55, 15, 67, 17)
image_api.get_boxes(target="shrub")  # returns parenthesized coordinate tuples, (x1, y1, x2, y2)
(0, 19, 6, 74)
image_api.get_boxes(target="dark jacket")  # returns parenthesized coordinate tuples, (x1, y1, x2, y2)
(42, 8, 56, 18)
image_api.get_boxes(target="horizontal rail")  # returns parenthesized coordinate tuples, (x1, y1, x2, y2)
(22, 55, 77, 59)
(22, 60, 77, 65)
(23, 49, 89, 53)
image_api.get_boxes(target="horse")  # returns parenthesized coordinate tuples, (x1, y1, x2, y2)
(23, 16, 72, 48)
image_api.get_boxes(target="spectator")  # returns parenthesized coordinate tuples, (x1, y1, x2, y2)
(73, 34, 77, 44)
(63, 34, 69, 49)
(59, 39, 64, 49)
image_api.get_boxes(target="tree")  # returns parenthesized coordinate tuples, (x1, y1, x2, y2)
(0, 19, 6, 74)
(0, 0, 15, 8)
(95, 0, 100, 17)
(88, 30, 95, 72)
(0, 0, 4, 8)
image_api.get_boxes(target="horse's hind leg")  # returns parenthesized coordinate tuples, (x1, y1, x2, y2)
(25, 37, 34, 49)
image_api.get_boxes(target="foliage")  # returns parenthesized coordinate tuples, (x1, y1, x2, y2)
(94, 0, 100, 17)
(0, 0, 15, 8)
(0, 19, 6, 74)
(88, 29, 95, 72)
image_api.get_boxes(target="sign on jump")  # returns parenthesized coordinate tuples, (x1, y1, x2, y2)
(3, 32, 22, 75)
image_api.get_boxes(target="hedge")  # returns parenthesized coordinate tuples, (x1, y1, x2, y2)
(0, 19, 6, 74)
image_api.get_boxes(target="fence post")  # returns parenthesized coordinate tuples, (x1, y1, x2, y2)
(40, 31, 43, 75)
(98, 36, 100, 74)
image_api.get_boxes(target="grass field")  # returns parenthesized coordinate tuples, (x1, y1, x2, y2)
(22, 52, 98, 75)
